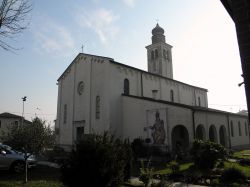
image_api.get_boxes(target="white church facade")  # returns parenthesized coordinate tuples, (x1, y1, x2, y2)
(55, 24, 249, 151)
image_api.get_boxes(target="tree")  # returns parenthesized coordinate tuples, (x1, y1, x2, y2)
(0, 0, 32, 51)
(2, 117, 55, 182)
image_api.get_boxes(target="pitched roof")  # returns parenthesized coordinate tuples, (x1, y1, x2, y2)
(122, 94, 248, 118)
(57, 53, 208, 92)
(57, 53, 113, 81)
(0, 112, 32, 124)
(0, 112, 22, 118)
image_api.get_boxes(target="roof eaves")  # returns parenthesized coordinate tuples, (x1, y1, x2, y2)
(122, 94, 248, 118)
(57, 53, 113, 81)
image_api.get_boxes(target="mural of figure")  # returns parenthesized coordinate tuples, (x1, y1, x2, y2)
(150, 111, 166, 144)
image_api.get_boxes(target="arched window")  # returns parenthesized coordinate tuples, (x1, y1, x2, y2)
(155, 49, 158, 58)
(63, 104, 67, 124)
(170, 90, 174, 102)
(230, 121, 234, 137)
(151, 51, 154, 60)
(96, 96, 100, 119)
(124, 79, 129, 95)
(198, 97, 201, 106)
(245, 121, 248, 136)
(238, 121, 242, 136)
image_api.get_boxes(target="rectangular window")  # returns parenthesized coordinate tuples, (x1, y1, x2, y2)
(245, 122, 248, 136)
(238, 121, 242, 136)
(15, 121, 18, 126)
(76, 127, 84, 141)
(63, 104, 67, 124)
(230, 121, 234, 137)
(0, 120, 1, 128)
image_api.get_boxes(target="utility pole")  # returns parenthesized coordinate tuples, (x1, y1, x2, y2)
(21, 96, 28, 183)
(21, 96, 27, 127)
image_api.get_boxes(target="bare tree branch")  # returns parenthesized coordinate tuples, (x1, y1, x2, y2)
(0, 0, 32, 51)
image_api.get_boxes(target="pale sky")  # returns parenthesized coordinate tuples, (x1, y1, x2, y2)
(0, 0, 247, 125)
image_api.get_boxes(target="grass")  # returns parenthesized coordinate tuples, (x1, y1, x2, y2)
(153, 160, 250, 177)
(233, 149, 250, 159)
(224, 161, 250, 177)
(154, 162, 193, 175)
(0, 165, 63, 187)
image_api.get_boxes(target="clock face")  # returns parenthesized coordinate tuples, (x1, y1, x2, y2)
(77, 81, 84, 95)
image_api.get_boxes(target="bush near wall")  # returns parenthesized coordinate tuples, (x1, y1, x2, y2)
(190, 140, 228, 170)
(61, 132, 133, 187)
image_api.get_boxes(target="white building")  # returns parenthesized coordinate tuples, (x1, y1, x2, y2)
(55, 24, 249, 151)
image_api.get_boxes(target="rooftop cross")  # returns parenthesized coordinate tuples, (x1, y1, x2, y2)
(81, 45, 84, 53)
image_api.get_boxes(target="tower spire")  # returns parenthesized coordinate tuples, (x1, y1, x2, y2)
(146, 24, 173, 79)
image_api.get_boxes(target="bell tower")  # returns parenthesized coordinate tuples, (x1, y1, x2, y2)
(146, 24, 173, 79)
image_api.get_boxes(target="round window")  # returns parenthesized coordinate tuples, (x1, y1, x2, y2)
(77, 81, 84, 95)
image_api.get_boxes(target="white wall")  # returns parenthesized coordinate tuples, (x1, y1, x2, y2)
(122, 95, 194, 150)
(229, 115, 249, 148)
(194, 111, 250, 148)
(56, 54, 248, 151)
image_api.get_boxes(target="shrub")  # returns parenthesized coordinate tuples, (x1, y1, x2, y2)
(61, 132, 133, 187)
(131, 138, 149, 158)
(151, 180, 171, 187)
(220, 167, 247, 184)
(167, 160, 180, 174)
(139, 160, 154, 187)
(190, 140, 228, 170)
(239, 158, 250, 166)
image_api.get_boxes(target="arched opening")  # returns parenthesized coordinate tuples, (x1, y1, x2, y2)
(209, 125, 218, 143)
(155, 49, 158, 58)
(171, 125, 189, 152)
(167, 50, 170, 60)
(198, 97, 201, 106)
(196, 124, 206, 140)
(163, 50, 167, 59)
(151, 51, 154, 60)
(124, 79, 129, 95)
(219, 125, 227, 147)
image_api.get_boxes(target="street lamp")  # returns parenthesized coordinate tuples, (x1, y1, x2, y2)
(21, 96, 27, 126)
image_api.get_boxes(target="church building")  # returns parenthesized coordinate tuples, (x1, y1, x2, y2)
(55, 24, 249, 151)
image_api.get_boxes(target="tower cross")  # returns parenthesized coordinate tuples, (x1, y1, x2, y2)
(81, 45, 84, 53)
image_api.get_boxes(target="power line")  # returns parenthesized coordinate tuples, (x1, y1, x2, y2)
(0, 110, 56, 116)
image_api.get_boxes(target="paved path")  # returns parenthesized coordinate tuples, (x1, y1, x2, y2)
(37, 161, 60, 168)
(170, 182, 208, 187)
(129, 178, 208, 187)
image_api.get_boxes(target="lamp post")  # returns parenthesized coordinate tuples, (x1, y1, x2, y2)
(21, 96, 28, 183)
(21, 96, 27, 126)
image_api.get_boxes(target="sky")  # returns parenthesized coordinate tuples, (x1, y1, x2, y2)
(0, 0, 247, 125)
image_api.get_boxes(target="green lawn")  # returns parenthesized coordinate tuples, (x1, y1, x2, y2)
(154, 162, 193, 175)
(233, 149, 250, 159)
(224, 161, 250, 177)
(0, 165, 63, 187)
(154, 161, 250, 178)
